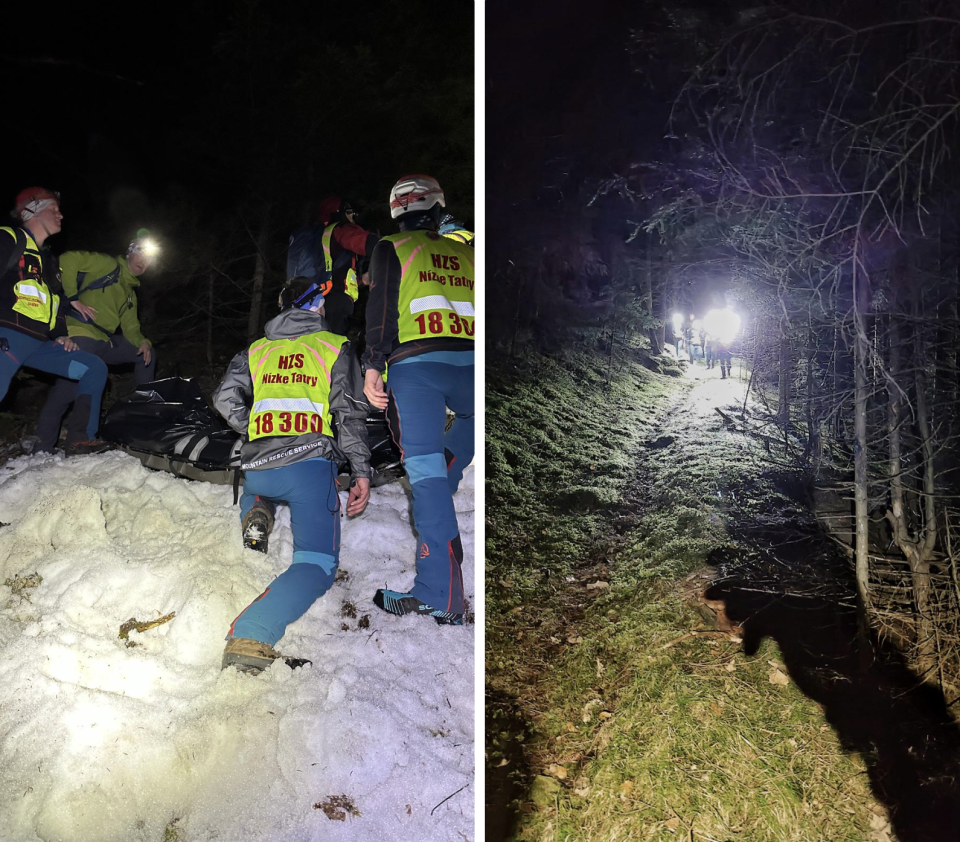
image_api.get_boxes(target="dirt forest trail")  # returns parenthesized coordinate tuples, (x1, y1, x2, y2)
(671, 361, 960, 840)
(489, 352, 960, 842)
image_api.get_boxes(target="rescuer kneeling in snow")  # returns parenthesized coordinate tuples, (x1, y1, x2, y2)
(363, 174, 475, 625)
(213, 280, 372, 673)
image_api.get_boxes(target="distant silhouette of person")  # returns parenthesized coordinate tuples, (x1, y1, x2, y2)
(682, 323, 694, 360)
(704, 335, 716, 370)
(316, 196, 379, 336)
(718, 341, 733, 378)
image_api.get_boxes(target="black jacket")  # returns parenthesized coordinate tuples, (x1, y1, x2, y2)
(0, 227, 68, 340)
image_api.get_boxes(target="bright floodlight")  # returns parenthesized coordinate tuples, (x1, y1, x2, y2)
(140, 238, 160, 257)
(671, 312, 683, 331)
(703, 308, 741, 344)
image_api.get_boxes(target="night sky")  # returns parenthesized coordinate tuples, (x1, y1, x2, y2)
(2, 4, 221, 247)
(2, 2, 475, 293)
(487, 0, 742, 323)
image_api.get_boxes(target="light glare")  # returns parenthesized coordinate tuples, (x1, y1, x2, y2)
(703, 308, 741, 344)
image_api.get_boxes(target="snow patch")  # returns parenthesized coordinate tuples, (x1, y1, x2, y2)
(0, 451, 474, 841)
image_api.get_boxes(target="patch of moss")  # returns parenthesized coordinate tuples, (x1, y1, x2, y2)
(486, 344, 676, 608)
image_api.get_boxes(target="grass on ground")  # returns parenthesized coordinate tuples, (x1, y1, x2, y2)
(487, 342, 889, 842)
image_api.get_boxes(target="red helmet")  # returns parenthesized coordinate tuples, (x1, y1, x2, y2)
(318, 196, 342, 226)
(13, 187, 60, 220)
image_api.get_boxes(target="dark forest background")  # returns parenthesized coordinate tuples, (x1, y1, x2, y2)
(489, 0, 960, 695)
(1, 0, 474, 376)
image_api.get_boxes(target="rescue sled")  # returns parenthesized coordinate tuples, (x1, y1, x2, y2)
(99, 377, 404, 490)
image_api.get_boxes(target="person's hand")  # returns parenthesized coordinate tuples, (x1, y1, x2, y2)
(71, 300, 97, 322)
(138, 341, 152, 366)
(364, 368, 388, 409)
(346, 477, 370, 516)
(361, 271, 371, 287)
(55, 336, 79, 352)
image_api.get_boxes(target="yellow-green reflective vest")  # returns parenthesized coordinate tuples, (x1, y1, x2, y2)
(321, 224, 359, 302)
(386, 231, 475, 344)
(442, 227, 474, 246)
(246, 331, 346, 442)
(2, 227, 59, 330)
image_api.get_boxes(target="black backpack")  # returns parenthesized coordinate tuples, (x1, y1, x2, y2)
(1, 228, 28, 276)
(286, 224, 332, 287)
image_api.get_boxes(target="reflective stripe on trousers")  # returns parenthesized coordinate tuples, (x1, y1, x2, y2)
(228, 457, 341, 646)
(386, 350, 474, 613)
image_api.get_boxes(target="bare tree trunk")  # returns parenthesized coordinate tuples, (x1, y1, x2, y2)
(886, 312, 938, 676)
(804, 324, 821, 470)
(778, 316, 791, 431)
(509, 263, 527, 359)
(913, 329, 937, 673)
(644, 234, 663, 355)
(206, 269, 215, 366)
(742, 317, 762, 417)
(948, 265, 960, 407)
(832, 322, 841, 440)
(886, 318, 905, 535)
(853, 266, 872, 661)
(246, 203, 272, 344)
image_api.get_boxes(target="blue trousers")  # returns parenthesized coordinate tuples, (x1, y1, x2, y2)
(36, 334, 156, 451)
(228, 457, 341, 646)
(387, 350, 474, 614)
(0, 331, 107, 440)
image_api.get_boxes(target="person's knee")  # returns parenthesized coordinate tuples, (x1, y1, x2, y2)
(292, 550, 338, 576)
(403, 452, 448, 486)
(68, 355, 108, 385)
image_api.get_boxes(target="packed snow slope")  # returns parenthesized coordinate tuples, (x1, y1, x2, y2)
(0, 451, 474, 842)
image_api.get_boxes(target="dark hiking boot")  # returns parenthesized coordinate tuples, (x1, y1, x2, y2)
(242, 504, 274, 554)
(63, 439, 113, 456)
(373, 589, 464, 626)
(221, 637, 311, 675)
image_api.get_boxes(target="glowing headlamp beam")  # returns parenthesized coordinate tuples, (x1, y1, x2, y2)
(702, 308, 741, 345)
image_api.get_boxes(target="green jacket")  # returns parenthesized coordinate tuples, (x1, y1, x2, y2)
(61, 251, 150, 347)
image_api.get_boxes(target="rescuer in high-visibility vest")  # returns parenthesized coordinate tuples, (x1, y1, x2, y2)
(213, 278, 372, 673)
(438, 212, 475, 246)
(35, 236, 158, 454)
(364, 174, 475, 626)
(0, 187, 108, 455)
(317, 196, 379, 337)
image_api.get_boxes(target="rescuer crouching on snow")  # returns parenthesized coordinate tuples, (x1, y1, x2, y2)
(363, 174, 475, 626)
(213, 280, 372, 674)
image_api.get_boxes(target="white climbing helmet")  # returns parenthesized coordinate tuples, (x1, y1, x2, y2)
(388, 174, 445, 219)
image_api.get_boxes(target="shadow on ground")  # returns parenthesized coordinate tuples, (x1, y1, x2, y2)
(707, 518, 960, 840)
(486, 687, 534, 841)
